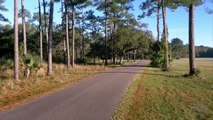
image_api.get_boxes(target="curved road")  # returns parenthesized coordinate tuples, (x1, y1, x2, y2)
(0, 60, 149, 120)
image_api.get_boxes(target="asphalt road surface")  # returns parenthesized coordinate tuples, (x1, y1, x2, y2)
(0, 60, 149, 120)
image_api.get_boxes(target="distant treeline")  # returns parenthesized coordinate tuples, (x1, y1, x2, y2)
(171, 38, 213, 59)
(195, 46, 213, 58)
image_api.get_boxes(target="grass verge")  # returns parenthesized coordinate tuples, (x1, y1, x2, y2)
(0, 64, 108, 111)
(0, 60, 135, 112)
(112, 58, 213, 120)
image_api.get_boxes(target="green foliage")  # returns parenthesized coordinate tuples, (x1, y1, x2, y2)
(170, 38, 213, 58)
(18, 8, 32, 19)
(171, 37, 188, 59)
(173, 0, 203, 7)
(150, 41, 164, 67)
(20, 54, 41, 70)
(76, 58, 87, 64)
(0, 0, 9, 22)
(196, 46, 213, 58)
(86, 40, 105, 60)
(0, 55, 13, 70)
(66, 0, 88, 6)
(139, 0, 179, 19)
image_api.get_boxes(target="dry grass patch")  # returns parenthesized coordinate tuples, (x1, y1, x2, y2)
(0, 64, 108, 111)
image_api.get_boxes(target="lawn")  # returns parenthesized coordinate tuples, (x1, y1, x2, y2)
(112, 58, 213, 120)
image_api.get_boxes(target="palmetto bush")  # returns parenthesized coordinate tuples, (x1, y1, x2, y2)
(20, 54, 41, 70)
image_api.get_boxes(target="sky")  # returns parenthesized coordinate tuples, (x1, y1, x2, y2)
(1, 0, 213, 47)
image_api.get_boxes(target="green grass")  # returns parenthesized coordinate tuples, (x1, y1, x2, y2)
(112, 58, 213, 120)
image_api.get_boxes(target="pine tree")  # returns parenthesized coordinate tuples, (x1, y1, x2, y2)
(14, 0, 19, 80)
(21, 0, 27, 55)
(38, 0, 43, 60)
(48, 0, 54, 75)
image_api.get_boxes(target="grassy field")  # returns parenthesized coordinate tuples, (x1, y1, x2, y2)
(112, 58, 213, 120)
(0, 64, 109, 111)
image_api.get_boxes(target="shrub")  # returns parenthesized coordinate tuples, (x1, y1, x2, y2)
(0, 54, 13, 70)
(150, 41, 164, 67)
(76, 58, 87, 65)
(20, 54, 41, 71)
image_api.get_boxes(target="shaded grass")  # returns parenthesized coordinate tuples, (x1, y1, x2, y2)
(112, 58, 213, 120)
(0, 64, 108, 111)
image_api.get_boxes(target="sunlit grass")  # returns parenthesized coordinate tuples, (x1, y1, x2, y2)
(112, 58, 213, 120)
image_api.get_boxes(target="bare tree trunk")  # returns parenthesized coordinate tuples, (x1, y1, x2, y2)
(112, 14, 116, 64)
(43, 0, 48, 53)
(93, 27, 97, 65)
(82, 33, 85, 60)
(104, 0, 108, 65)
(48, 0, 54, 75)
(133, 50, 136, 62)
(14, 0, 19, 80)
(78, 11, 82, 60)
(75, 45, 79, 62)
(71, 4, 75, 67)
(162, 0, 169, 71)
(65, 0, 70, 68)
(63, 38, 66, 63)
(81, 9, 85, 60)
(38, 0, 43, 60)
(189, 3, 196, 75)
(157, 0, 160, 41)
(61, 1, 66, 64)
(21, 0, 27, 55)
(119, 56, 123, 64)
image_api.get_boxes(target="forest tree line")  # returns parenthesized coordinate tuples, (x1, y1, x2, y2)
(171, 38, 213, 59)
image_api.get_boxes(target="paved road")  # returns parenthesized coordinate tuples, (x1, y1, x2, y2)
(0, 60, 149, 120)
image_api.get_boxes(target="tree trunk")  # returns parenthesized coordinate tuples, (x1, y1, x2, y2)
(71, 4, 75, 68)
(162, 0, 169, 71)
(81, 9, 85, 60)
(48, 0, 54, 75)
(38, 0, 43, 60)
(189, 3, 196, 75)
(93, 28, 97, 65)
(104, 0, 108, 65)
(21, 0, 27, 55)
(157, 0, 160, 41)
(63, 38, 66, 64)
(112, 14, 116, 64)
(133, 50, 136, 62)
(119, 56, 123, 64)
(75, 45, 78, 62)
(65, 1, 70, 68)
(14, 0, 19, 80)
(61, 1, 66, 64)
(43, 0, 48, 53)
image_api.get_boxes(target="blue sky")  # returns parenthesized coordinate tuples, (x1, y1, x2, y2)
(1, 0, 213, 47)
